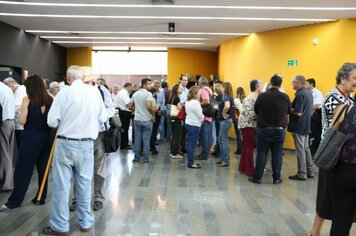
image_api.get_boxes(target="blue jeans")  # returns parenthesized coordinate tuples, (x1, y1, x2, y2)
(254, 128, 285, 181)
(233, 120, 242, 154)
(185, 124, 200, 166)
(50, 139, 94, 232)
(134, 120, 153, 161)
(158, 109, 166, 141)
(199, 121, 212, 158)
(218, 119, 232, 164)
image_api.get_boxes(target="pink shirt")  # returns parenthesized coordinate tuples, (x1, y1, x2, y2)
(200, 86, 213, 122)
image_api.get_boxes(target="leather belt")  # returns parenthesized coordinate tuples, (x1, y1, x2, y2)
(57, 135, 93, 141)
(264, 127, 284, 129)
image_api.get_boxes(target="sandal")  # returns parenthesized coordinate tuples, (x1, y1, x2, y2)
(187, 163, 201, 169)
(0, 204, 10, 212)
(42, 226, 69, 236)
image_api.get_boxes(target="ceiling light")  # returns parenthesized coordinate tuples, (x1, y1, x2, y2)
(0, 13, 335, 22)
(0, 1, 355, 11)
(41, 36, 208, 40)
(52, 41, 205, 45)
(26, 30, 249, 36)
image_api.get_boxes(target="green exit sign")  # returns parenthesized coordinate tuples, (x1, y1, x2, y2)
(288, 60, 298, 66)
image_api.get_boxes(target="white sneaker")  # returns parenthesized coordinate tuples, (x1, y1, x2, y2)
(171, 154, 183, 159)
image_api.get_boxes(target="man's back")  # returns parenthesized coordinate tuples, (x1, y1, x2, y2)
(0, 82, 15, 121)
(131, 89, 153, 122)
(255, 88, 291, 128)
(48, 79, 107, 139)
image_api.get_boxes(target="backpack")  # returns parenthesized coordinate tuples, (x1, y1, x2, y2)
(202, 87, 218, 118)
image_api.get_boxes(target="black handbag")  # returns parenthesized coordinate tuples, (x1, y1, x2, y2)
(314, 105, 350, 170)
(104, 116, 121, 153)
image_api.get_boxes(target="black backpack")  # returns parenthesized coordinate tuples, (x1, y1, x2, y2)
(202, 87, 218, 117)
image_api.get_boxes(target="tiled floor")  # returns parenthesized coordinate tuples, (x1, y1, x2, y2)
(0, 141, 355, 236)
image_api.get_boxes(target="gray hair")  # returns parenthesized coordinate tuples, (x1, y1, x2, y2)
(198, 76, 209, 85)
(67, 65, 84, 81)
(294, 75, 306, 85)
(49, 81, 59, 89)
(336, 62, 356, 84)
(3, 77, 17, 86)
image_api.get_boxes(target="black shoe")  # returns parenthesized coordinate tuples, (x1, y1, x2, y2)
(234, 151, 241, 155)
(180, 149, 187, 154)
(273, 179, 283, 185)
(69, 201, 76, 211)
(288, 174, 307, 181)
(132, 159, 140, 163)
(143, 160, 149, 164)
(248, 177, 261, 184)
(32, 198, 45, 205)
(307, 174, 315, 179)
(152, 150, 159, 155)
(93, 201, 103, 211)
(121, 145, 133, 150)
(195, 154, 207, 160)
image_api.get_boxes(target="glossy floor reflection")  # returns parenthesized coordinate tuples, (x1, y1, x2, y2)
(0, 141, 355, 236)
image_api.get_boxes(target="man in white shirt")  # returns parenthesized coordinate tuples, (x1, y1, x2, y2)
(111, 85, 120, 108)
(3, 77, 27, 151)
(69, 72, 115, 212)
(118, 82, 133, 150)
(305, 78, 324, 157)
(0, 81, 15, 192)
(44, 65, 108, 235)
(48, 81, 60, 97)
(178, 75, 189, 153)
(129, 78, 156, 164)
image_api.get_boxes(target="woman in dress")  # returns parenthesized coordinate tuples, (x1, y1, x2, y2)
(329, 100, 356, 236)
(216, 82, 234, 167)
(233, 87, 246, 155)
(311, 62, 356, 236)
(185, 86, 204, 169)
(238, 80, 263, 176)
(1, 75, 53, 211)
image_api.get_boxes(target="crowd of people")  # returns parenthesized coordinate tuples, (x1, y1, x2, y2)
(0, 62, 356, 235)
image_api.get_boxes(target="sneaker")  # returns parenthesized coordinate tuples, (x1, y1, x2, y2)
(195, 154, 207, 160)
(143, 160, 149, 164)
(69, 201, 76, 211)
(132, 159, 140, 163)
(93, 201, 103, 211)
(288, 174, 307, 181)
(171, 154, 183, 159)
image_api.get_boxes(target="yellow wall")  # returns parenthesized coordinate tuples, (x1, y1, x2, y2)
(167, 48, 218, 85)
(218, 19, 356, 149)
(67, 47, 92, 68)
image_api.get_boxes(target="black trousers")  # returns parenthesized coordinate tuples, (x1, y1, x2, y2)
(119, 109, 132, 148)
(150, 115, 160, 152)
(180, 123, 187, 151)
(309, 109, 322, 156)
(330, 162, 356, 236)
(170, 120, 182, 155)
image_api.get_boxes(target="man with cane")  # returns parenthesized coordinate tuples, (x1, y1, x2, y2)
(43, 65, 108, 235)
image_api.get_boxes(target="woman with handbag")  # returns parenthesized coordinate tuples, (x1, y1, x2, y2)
(311, 62, 356, 236)
(185, 86, 204, 169)
(169, 84, 183, 159)
(329, 102, 356, 236)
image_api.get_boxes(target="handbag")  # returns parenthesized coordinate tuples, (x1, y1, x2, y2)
(170, 104, 179, 117)
(314, 105, 350, 170)
(104, 116, 121, 153)
(177, 105, 186, 120)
